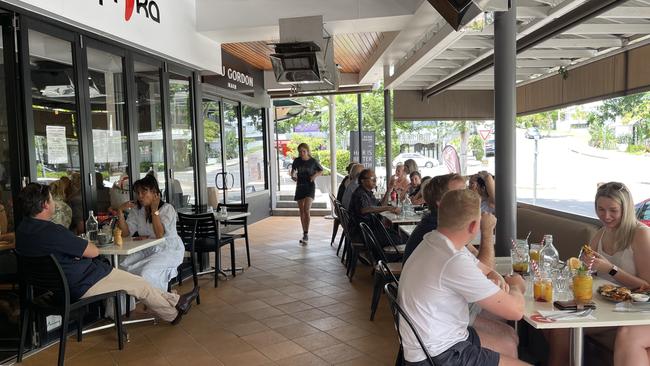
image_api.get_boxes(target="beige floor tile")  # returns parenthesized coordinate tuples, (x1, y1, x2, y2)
(260, 314, 303, 329)
(291, 308, 331, 322)
(257, 340, 307, 361)
(273, 323, 321, 339)
(307, 316, 350, 331)
(313, 343, 364, 364)
(291, 331, 341, 351)
(273, 352, 329, 366)
(326, 324, 373, 342)
(217, 349, 273, 366)
(241, 330, 289, 348)
(302, 295, 340, 307)
(275, 301, 314, 313)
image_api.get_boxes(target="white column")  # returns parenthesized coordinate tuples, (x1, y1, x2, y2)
(328, 95, 337, 193)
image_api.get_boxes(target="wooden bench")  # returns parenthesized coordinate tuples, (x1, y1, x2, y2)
(517, 203, 600, 260)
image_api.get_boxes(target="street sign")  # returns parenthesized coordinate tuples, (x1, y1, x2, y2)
(479, 129, 492, 141)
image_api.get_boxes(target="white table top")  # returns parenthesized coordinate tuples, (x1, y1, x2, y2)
(380, 211, 423, 225)
(97, 237, 165, 256)
(400, 225, 417, 236)
(523, 277, 650, 329)
(216, 211, 250, 221)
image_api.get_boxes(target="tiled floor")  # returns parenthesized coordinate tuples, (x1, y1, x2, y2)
(20, 217, 398, 365)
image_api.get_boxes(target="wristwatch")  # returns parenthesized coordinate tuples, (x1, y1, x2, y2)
(609, 265, 619, 277)
(153, 210, 160, 216)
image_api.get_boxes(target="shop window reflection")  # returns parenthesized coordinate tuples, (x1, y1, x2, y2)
(242, 105, 266, 193)
(167, 73, 195, 209)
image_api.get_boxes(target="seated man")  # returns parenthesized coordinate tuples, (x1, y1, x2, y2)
(15, 183, 198, 325)
(348, 168, 400, 242)
(398, 189, 528, 366)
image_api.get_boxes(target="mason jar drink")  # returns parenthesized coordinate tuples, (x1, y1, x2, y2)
(573, 272, 593, 303)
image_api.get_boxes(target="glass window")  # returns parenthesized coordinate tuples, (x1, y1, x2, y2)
(242, 105, 266, 193)
(0, 26, 14, 238)
(168, 73, 194, 209)
(203, 99, 223, 206)
(28, 30, 82, 232)
(86, 47, 128, 217)
(223, 101, 242, 203)
(134, 60, 165, 193)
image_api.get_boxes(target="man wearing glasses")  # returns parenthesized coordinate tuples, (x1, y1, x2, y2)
(348, 169, 400, 242)
(15, 183, 198, 325)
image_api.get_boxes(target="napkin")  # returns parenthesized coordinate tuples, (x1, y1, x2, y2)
(614, 302, 650, 312)
(537, 310, 596, 321)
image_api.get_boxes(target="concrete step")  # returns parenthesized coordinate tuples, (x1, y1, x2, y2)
(276, 200, 328, 209)
(272, 208, 331, 216)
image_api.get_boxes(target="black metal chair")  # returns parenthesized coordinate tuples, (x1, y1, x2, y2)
(328, 193, 342, 247)
(217, 203, 251, 267)
(360, 223, 403, 321)
(177, 212, 235, 288)
(384, 283, 436, 366)
(332, 199, 346, 257)
(172, 218, 202, 304)
(17, 254, 125, 366)
(369, 214, 406, 260)
(337, 207, 366, 281)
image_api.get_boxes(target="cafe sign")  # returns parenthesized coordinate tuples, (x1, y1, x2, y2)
(204, 51, 263, 97)
(98, 0, 160, 24)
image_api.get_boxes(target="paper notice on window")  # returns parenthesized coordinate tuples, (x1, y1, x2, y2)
(46, 125, 68, 164)
(93, 129, 123, 163)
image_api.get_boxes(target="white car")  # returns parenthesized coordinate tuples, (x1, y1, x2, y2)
(392, 153, 439, 168)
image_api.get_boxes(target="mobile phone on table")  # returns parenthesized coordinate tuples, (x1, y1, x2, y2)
(554, 300, 596, 310)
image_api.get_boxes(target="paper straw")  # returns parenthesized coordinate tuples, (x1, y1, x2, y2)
(587, 255, 596, 272)
(531, 259, 541, 278)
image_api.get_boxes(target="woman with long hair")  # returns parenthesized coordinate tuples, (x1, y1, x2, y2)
(290, 143, 323, 245)
(587, 182, 650, 366)
(116, 175, 184, 290)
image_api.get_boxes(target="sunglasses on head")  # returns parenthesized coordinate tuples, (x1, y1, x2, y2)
(598, 182, 626, 192)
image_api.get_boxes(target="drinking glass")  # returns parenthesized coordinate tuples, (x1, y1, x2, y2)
(511, 242, 530, 275)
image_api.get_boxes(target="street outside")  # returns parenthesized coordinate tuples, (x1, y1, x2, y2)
(279, 128, 650, 218)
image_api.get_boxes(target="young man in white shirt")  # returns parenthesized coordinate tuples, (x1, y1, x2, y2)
(398, 189, 529, 366)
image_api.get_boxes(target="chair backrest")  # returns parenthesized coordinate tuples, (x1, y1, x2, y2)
(177, 213, 199, 250)
(328, 193, 338, 218)
(217, 203, 249, 225)
(369, 214, 401, 251)
(338, 206, 356, 242)
(178, 212, 220, 242)
(359, 222, 387, 265)
(378, 260, 399, 284)
(384, 283, 436, 366)
(18, 254, 70, 308)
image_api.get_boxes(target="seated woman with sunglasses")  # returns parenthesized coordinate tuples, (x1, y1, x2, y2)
(116, 175, 184, 291)
(546, 182, 650, 366)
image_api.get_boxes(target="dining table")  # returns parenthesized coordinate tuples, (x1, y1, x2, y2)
(522, 277, 650, 366)
(380, 211, 423, 225)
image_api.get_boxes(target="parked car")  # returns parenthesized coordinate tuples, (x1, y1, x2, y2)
(392, 152, 439, 168)
(636, 198, 650, 227)
(278, 155, 293, 170)
(485, 137, 495, 157)
(524, 127, 541, 139)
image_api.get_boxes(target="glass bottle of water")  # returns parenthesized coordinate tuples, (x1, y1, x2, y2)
(86, 211, 98, 241)
(540, 234, 559, 273)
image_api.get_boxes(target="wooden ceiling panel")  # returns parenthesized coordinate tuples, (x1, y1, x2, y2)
(222, 32, 384, 73)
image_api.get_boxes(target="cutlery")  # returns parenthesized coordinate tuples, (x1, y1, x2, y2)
(546, 308, 593, 320)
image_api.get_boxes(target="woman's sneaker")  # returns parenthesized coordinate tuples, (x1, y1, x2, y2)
(299, 234, 308, 246)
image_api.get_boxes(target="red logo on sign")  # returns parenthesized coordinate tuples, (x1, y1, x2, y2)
(99, 0, 160, 24)
(125, 0, 135, 21)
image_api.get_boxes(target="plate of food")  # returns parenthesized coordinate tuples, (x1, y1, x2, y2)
(598, 284, 632, 302)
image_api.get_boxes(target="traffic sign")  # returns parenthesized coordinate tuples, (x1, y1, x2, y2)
(479, 129, 492, 141)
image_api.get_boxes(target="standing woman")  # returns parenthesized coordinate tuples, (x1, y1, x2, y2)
(116, 175, 184, 291)
(290, 143, 323, 245)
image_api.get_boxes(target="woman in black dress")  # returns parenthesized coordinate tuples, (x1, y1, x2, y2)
(290, 143, 323, 245)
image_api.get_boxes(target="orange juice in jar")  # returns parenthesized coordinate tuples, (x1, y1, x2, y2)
(573, 272, 593, 302)
(529, 249, 540, 262)
(534, 278, 553, 302)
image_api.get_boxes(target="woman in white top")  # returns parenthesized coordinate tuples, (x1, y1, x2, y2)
(116, 175, 184, 291)
(585, 182, 650, 366)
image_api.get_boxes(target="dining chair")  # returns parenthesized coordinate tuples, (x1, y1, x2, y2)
(216, 203, 251, 267)
(360, 223, 403, 321)
(328, 193, 342, 246)
(17, 254, 125, 366)
(177, 212, 235, 288)
(384, 283, 436, 366)
(337, 207, 367, 281)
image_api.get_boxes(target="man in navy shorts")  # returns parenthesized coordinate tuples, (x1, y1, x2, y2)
(398, 189, 530, 366)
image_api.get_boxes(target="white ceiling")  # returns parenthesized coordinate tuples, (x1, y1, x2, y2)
(194, 0, 650, 92)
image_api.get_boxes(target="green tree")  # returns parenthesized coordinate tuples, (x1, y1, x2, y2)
(516, 110, 557, 134)
(585, 93, 650, 149)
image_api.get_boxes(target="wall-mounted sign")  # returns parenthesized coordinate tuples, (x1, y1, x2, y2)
(98, 0, 160, 24)
(203, 51, 263, 98)
(5, 0, 220, 72)
(350, 131, 376, 169)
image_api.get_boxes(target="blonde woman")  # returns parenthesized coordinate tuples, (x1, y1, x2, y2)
(290, 143, 323, 245)
(403, 158, 418, 176)
(585, 182, 650, 366)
